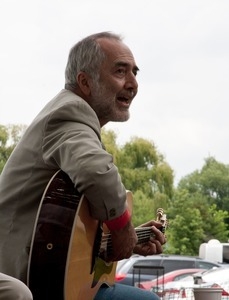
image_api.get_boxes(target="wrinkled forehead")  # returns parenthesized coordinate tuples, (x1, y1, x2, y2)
(97, 38, 138, 70)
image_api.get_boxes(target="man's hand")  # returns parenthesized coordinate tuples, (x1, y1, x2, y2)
(107, 220, 137, 262)
(133, 220, 167, 256)
(104, 219, 166, 262)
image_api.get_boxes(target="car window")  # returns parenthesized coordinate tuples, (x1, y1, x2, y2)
(129, 259, 162, 275)
(174, 273, 195, 281)
(196, 261, 218, 269)
(162, 260, 195, 273)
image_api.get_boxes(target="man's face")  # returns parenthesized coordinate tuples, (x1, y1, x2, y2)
(88, 38, 139, 127)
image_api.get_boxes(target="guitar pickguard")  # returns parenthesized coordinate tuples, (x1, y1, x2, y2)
(92, 257, 114, 288)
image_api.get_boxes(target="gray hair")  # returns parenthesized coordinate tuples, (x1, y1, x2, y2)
(65, 32, 123, 87)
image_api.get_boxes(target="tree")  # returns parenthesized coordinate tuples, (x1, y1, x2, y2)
(200, 157, 229, 212)
(130, 190, 155, 226)
(179, 157, 229, 211)
(101, 131, 174, 225)
(168, 172, 229, 255)
(116, 137, 174, 200)
(0, 125, 9, 172)
(166, 189, 205, 255)
(0, 124, 26, 173)
(178, 157, 229, 229)
(101, 128, 120, 163)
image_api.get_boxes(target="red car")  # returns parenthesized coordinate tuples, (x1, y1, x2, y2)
(138, 268, 205, 291)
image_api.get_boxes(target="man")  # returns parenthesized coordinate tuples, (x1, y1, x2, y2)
(0, 32, 165, 299)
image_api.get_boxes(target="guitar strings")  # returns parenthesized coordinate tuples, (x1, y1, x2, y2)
(100, 209, 167, 253)
(100, 227, 155, 250)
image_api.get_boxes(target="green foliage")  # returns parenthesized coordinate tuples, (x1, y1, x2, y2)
(200, 157, 229, 211)
(167, 187, 229, 255)
(0, 125, 8, 147)
(101, 131, 229, 255)
(167, 189, 205, 255)
(0, 124, 26, 173)
(179, 157, 229, 212)
(117, 137, 160, 169)
(204, 204, 229, 242)
(131, 190, 156, 226)
(0, 125, 9, 172)
(101, 129, 119, 163)
(101, 132, 174, 208)
(117, 137, 174, 202)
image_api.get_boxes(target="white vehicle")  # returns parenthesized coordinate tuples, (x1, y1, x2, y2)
(162, 267, 229, 300)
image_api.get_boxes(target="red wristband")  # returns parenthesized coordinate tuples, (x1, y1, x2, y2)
(104, 209, 131, 231)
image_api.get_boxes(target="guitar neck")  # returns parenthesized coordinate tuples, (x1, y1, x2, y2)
(135, 227, 155, 244)
(100, 209, 167, 260)
(100, 226, 156, 259)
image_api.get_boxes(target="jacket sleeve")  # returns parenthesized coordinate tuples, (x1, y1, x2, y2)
(42, 97, 127, 221)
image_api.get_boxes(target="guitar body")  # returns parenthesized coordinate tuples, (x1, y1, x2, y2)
(27, 170, 132, 300)
(64, 190, 117, 300)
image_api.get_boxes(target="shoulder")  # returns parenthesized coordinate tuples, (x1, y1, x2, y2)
(44, 89, 101, 133)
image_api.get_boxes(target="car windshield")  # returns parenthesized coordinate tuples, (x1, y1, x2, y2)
(202, 267, 229, 281)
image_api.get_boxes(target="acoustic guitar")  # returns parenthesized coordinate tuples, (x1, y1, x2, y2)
(27, 170, 167, 300)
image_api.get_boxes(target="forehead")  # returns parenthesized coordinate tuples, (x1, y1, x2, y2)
(97, 38, 138, 70)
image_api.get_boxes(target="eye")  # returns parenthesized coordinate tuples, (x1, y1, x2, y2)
(133, 67, 139, 77)
(116, 67, 126, 74)
(132, 70, 137, 77)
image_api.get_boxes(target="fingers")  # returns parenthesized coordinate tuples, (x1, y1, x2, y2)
(151, 225, 167, 245)
(149, 239, 164, 254)
(133, 239, 163, 256)
(133, 224, 166, 257)
(139, 220, 166, 231)
(104, 221, 167, 262)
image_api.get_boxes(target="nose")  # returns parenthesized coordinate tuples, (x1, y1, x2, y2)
(125, 72, 138, 93)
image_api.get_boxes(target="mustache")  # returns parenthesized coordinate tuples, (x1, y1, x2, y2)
(119, 90, 136, 99)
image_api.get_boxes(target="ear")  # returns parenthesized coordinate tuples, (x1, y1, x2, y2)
(77, 72, 91, 96)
